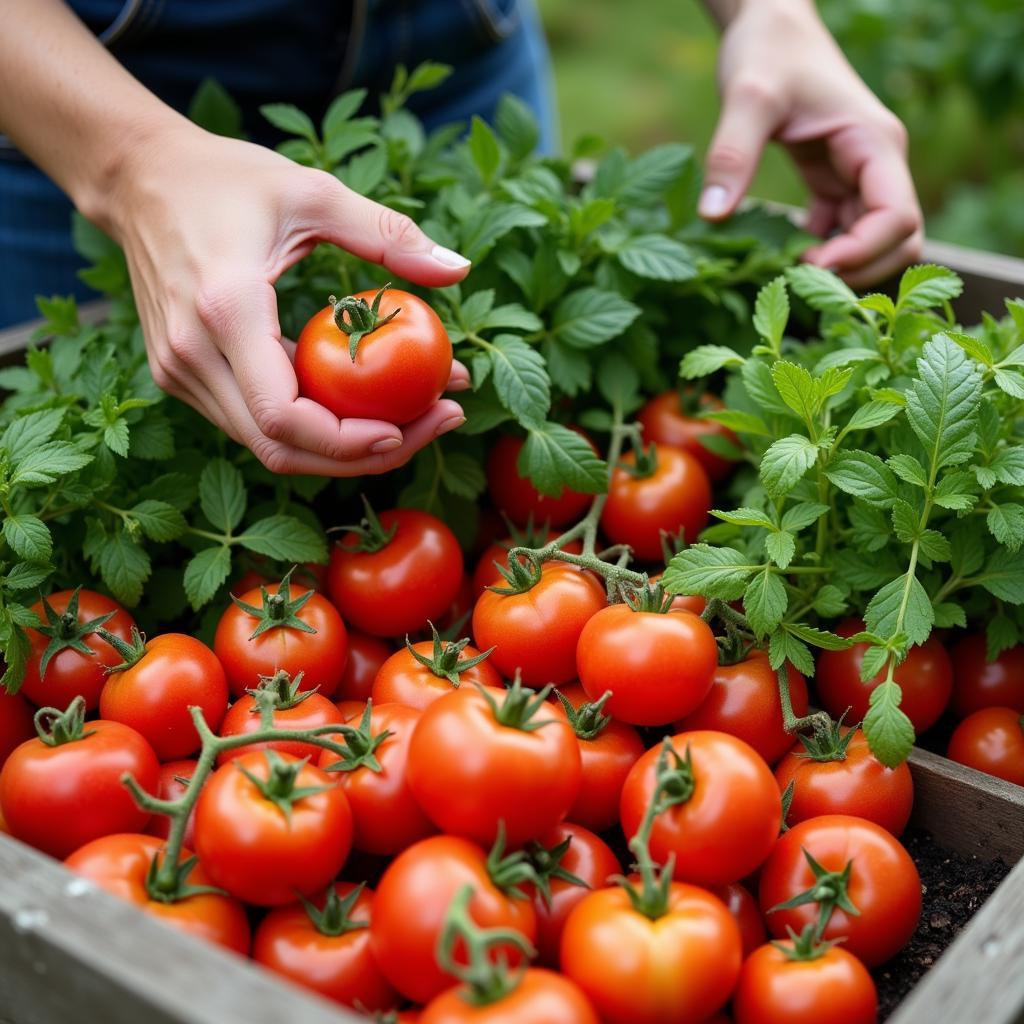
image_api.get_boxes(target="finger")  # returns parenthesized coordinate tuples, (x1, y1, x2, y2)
(447, 359, 471, 392)
(804, 196, 840, 241)
(840, 230, 924, 289)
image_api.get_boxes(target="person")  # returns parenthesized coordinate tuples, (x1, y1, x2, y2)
(0, 0, 922, 477)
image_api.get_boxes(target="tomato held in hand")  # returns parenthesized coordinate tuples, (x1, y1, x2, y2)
(329, 505, 464, 638)
(951, 634, 1024, 718)
(709, 881, 767, 958)
(336, 632, 392, 703)
(145, 760, 198, 848)
(253, 882, 399, 1012)
(20, 589, 136, 711)
(775, 725, 914, 835)
(948, 707, 1024, 786)
(759, 814, 921, 966)
(600, 445, 712, 562)
(637, 390, 740, 482)
(577, 603, 717, 725)
(194, 750, 352, 906)
(65, 833, 250, 954)
(620, 731, 781, 885)
(215, 573, 348, 698)
(295, 286, 452, 425)
(0, 691, 34, 764)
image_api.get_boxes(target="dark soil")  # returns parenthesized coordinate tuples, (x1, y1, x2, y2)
(875, 828, 1010, 1020)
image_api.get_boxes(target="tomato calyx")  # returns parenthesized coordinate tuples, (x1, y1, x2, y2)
(144, 851, 226, 905)
(554, 688, 613, 740)
(334, 494, 398, 554)
(699, 598, 757, 667)
(619, 440, 659, 480)
(772, 923, 841, 962)
(769, 848, 861, 937)
(298, 882, 369, 937)
(622, 579, 675, 615)
(236, 750, 333, 821)
(795, 713, 857, 763)
(487, 551, 544, 596)
(524, 834, 590, 909)
(478, 677, 555, 733)
(319, 700, 392, 774)
(486, 822, 545, 897)
(329, 283, 401, 361)
(246, 669, 319, 714)
(33, 695, 95, 747)
(230, 568, 318, 640)
(34, 586, 118, 680)
(407, 622, 496, 687)
(96, 625, 151, 673)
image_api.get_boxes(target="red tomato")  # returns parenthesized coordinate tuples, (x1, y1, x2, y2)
(435, 573, 475, 635)
(677, 651, 809, 764)
(577, 605, 717, 725)
(337, 631, 392, 703)
(407, 683, 581, 847)
(620, 731, 781, 885)
(560, 883, 741, 1024)
(775, 726, 914, 835)
(145, 760, 198, 848)
(816, 618, 953, 734)
(486, 434, 595, 528)
(951, 634, 1024, 718)
(295, 287, 452, 425)
(759, 814, 921, 966)
(649, 571, 705, 614)
(472, 562, 606, 686)
(473, 531, 583, 596)
(637, 390, 740, 482)
(372, 637, 502, 711)
(600, 446, 711, 562)
(421, 968, 599, 1024)
(329, 508, 464, 638)
(99, 633, 228, 761)
(20, 589, 136, 710)
(0, 705, 159, 859)
(733, 937, 878, 1024)
(370, 835, 538, 1004)
(194, 751, 352, 906)
(253, 882, 399, 1011)
(65, 833, 249, 954)
(318, 703, 435, 854)
(215, 578, 348, 699)
(709, 882, 766, 958)
(0, 691, 34, 764)
(948, 707, 1024, 785)
(231, 561, 328, 598)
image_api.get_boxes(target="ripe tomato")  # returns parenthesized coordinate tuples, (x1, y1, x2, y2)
(816, 618, 953, 734)
(407, 682, 581, 847)
(295, 287, 452, 425)
(733, 936, 878, 1024)
(948, 707, 1024, 785)
(336, 631, 392, 703)
(194, 751, 352, 906)
(145, 760, 198, 848)
(637, 390, 740, 482)
(472, 562, 606, 686)
(600, 446, 711, 562)
(65, 833, 250, 954)
(676, 651, 808, 764)
(560, 882, 741, 1024)
(329, 507, 464, 638)
(318, 702, 434, 854)
(253, 882, 398, 1011)
(775, 726, 914, 835)
(473, 530, 583, 596)
(554, 683, 644, 833)
(371, 834, 537, 1004)
(0, 704, 159, 859)
(648, 571, 705, 614)
(99, 633, 228, 761)
(20, 589, 136, 710)
(577, 604, 717, 725)
(421, 968, 599, 1024)
(215, 577, 348, 699)
(620, 731, 781, 885)
(951, 634, 1024, 718)
(759, 814, 921, 966)
(709, 882, 766, 958)
(217, 670, 345, 764)
(486, 434, 595, 528)
(231, 561, 328, 598)
(0, 691, 34, 764)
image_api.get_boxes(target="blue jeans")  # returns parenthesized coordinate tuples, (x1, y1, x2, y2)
(0, 0, 556, 328)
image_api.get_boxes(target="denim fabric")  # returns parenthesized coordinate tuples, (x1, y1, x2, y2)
(0, 0, 556, 327)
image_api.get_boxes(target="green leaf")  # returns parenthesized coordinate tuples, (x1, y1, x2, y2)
(771, 361, 817, 423)
(919, 530, 951, 562)
(260, 103, 317, 141)
(933, 471, 977, 511)
(987, 503, 1024, 551)
(2, 515, 52, 562)
(703, 410, 769, 436)
(128, 415, 175, 460)
(781, 502, 829, 533)
(494, 94, 539, 160)
(468, 116, 501, 183)
(994, 368, 1024, 399)
(552, 288, 641, 349)
(760, 435, 820, 499)
(990, 448, 1024, 486)
(933, 602, 966, 629)
(11, 442, 93, 486)
(620, 143, 692, 204)
(858, 293, 896, 320)
(711, 507, 775, 529)
(844, 401, 903, 434)
(744, 568, 788, 638)
(543, 338, 592, 397)
(5, 562, 51, 591)
(130, 500, 187, 543)
(322, 88, 368, 138)
(787, 622, 851, 651)
(479, 304, 543, 333)
(460, 203, 547, 263)
(183, 546, 232, 611)
(238, 515, 328, 563)
(768, 630, 815, 677)
(948, 330, 995, 368)
(406, 61, 452, 94)
(896, 264, 963, 312)
(978, 551, 1024, 604)
(1, 623, 30, 692)
(662, 545, 754, 601)
(617, 235, 696, 281)
(338, 145, 388, 195)
(680, 345, 745, 378)
(104, 419, 130, 457)
(440, 453, 487, 501)
(890, 498, 919, 542)
(865, 573, 934, 646)
(815, 347, 884, 373)
(826, 451, 899, 508)
(199, 459, 246, 533)
(863, 680, 915, 767)
(765, 531, 796, 569)
(596, 352, 640, 411)
(188, 78, 244, 138)
(98, 532, 151, 607)
(987, 614, 1020, 660)
(1, 408, 65, 461)
(786, 265, 857, 313)
(520, 423, 607, 497)
(489, 335, 551, 426)
(887, 454, 928, 487)
(812, 585, 848, 618)
(752, 277, 789, 351)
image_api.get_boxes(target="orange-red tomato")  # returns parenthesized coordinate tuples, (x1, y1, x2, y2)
(649, 571, 705, 614)
(951, 634, 1024, 718)
(372, 640, 503, 711)
(947, 707, 1024, 785)
(336, 631, 392, 703)
(637, 390, 740, 482)
(0, 691, 34, 764)
(144, 759, 198, 848)
(473, 532, 583, 596)
(709, 881, 767, 958)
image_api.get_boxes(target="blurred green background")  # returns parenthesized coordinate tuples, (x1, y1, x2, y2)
(539, 0, 1024, 256)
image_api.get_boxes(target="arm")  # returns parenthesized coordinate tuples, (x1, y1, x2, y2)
(0, 0, 471, 474)
(699, 0, 923, 286)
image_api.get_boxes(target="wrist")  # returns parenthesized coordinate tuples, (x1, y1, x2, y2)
(706, 0, 818, 29)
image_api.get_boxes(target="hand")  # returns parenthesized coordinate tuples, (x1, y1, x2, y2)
(103, 123, 472, 475)
(700, 0, 923, 287)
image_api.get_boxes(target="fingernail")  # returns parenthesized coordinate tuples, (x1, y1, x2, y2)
(431, 245, 471, 269)
(434, 414, 466, 437)
(370, 437, 402, 454)
(698, 185, 730, 218)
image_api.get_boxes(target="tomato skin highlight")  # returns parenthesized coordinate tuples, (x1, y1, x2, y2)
(295, 288, 452, 425)
(336, 632, 392, 703)
(600, 446, 712, 562)
(253, 883, 399, 1011)
(759, 814, 921, 966)
(775, 727, 914, 835)
(100, 633, 229, 761)
(0, 720, 159, 859)
(329, 509, 464, 638)
(372, 641, 502, 711)
(620, 730, 781, 886)
(560, 882, 741, 1024)
(65, 833, 250, 954)
(947, 707, 1024, 786)
(370, 834, 537, 1004)
(20, 590, 136, 711)
(951, 634, 1024, 718)
(577, 605, 717, 726)
(0, 691, 34, 764)
(194, 751, 352, 906)
(733, 940, 878, 1024)
(144, 759, 198, 847)
(637, 390, 740, 482)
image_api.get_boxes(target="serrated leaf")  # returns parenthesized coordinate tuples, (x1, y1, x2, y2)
(752, 277, 789, 351)
(768, 630, 815, 676)
(617, 235, 696, 281)
(238, 515, 328, 563)
(199, 459, 246, 533)
(760, 435, 819, 498)
(865, 573, 934, 645)
(619, 143, 692, 204)
(520, 423, 606, 497)
(596, 352, 640, 411)
(919, 529, 952, 562)
(460, 203, 547, 263)
(978, 551, 1024, 603)
(5, 562, 51, 591)
(812, 585, 847, 618)
(781, 502, 829, 533)
(322, 88, 368, 138)
(1, 408, 65, 461)
(261, 103, 317, 141)
(844, 401, 902, 434)
(765, 531, 796, 569)
(543, 338, 592, 398)
(815, 347, 884, 373)
(440, 452, 487, 500)
(891, 498, 919, 543)
(11, 442, 92, 486)
(991, 448, 1024, 486)
(703, 409, 768, 436)
(948, 330, 995, 368)
(744, 568, 787, 638)
(680, 345, 744, 378)
(860, 644, 891, 682)
(130, 500, 187, 542)
(786, 622, 852, 651)
(662, 545, 755, 601)
(933, 470, 977, 511)
(987, 503, 1024, 551)
(468, 116, 501, 183)
(864, 680, 915, 767)
(858, 293, 896, 320)
(552, 288, 640, 349)
(490, 335, 550, 426)
(494, 93, 539, 160)
(932, 602, 966, 629)
(104, 419, 130, 457)
(771, 361, 817, 423)
(2, 515, 52, 562)
(786, 265, 857, 313)
(994, 369, 1024, 399)
(129, 415, 175, 460)
(338, 145, 387, 194)
(987, 615, 1019, 660)
(887, 454, 928, 487)
(711, 507, 774, 529)
(896, 264, 963, 312)
(183, 546, 232, 611)
(479, 304, 543, 333)
(98, 532, 151, 607)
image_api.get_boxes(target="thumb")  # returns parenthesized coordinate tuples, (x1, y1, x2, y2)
(699, 82, 780, 220)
